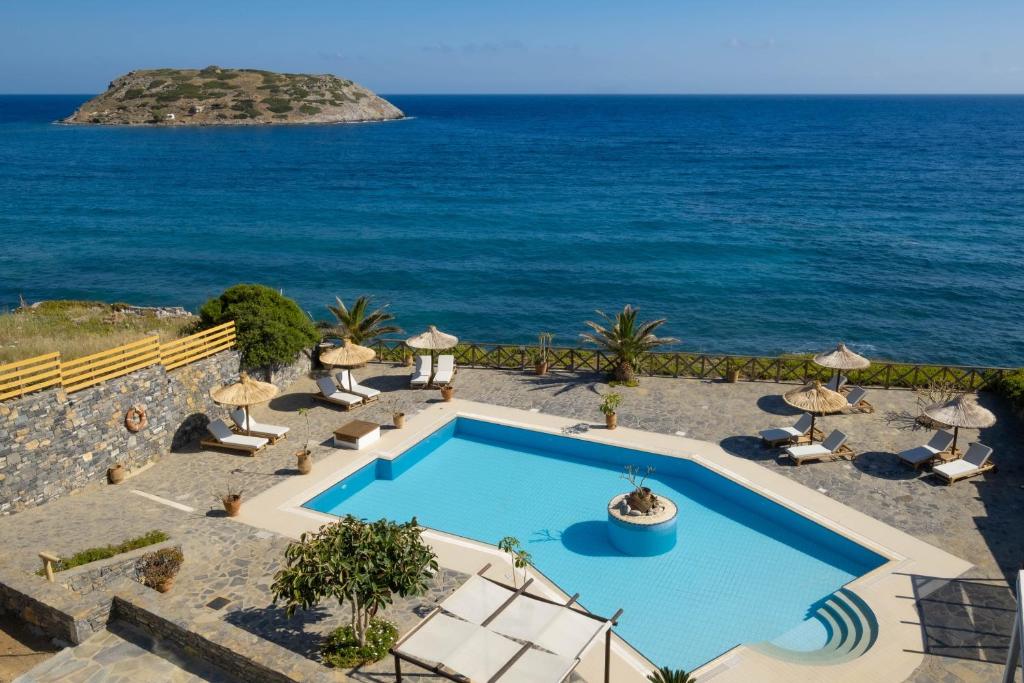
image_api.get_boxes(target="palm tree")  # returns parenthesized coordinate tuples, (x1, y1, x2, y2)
(324, 296, 402, 345)
(647, 666, 696, 683)
(580, 305, 678, 384)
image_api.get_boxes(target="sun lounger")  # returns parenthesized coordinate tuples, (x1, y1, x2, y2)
(229, 408, 289, 443)
(783, 430, 853, 465)
(932, 442, 995, 485)
(432, 354, 456, 386)
(335, 370, 380, 401)
(896, 430, 954, 469)
(200, 418, 269, 455)
(313, 377, 363, 410)
(826, 375, 848, 392)
(759, 413, 821, 447)
(410, 355, 432, 388)
(844, 386, 874, 413)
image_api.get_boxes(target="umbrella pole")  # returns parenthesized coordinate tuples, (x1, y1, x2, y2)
(951, 426, 960, 457)
(245, 405, 251, 436)
(810, 414, 817, 444)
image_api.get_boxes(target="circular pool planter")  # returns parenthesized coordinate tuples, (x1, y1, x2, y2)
(607, 493, 678, 556)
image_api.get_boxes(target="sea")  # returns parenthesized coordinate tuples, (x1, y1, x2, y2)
(1, 94, 1022, 366)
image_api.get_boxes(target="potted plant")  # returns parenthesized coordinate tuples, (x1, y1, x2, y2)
(388, 400, 406, 429)
(621, 464, 658, 513)
(295, 408, 313, 475)
(600, 392, 622, 430)
(403, 351, 414, 367)
(220, 486, 244, 517)
(107, 462, 126, 485)
(725, 367, 740, 383)
(140, 547, 184, 593)
(581, 305, 678, 385)
(534, 332, 553, 375)
(440, 384, 455, 402)
(647, 666, 696, 683)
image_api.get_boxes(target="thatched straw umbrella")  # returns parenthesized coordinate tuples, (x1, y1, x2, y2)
(210, 372, 279, 436)
(319, 339, 376, 368)
(924, 394, 996, 456)
(783, 381, 849, 443)
(406, 325, 458, 361)
(814, 342, 870, 389)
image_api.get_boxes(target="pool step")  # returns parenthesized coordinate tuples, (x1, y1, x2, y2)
(751, 588, 878, 665)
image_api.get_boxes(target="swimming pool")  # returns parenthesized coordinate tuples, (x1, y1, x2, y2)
(304, 417, 887, 671)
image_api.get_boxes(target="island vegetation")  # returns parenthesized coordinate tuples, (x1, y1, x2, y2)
(62, 66, 403, 126)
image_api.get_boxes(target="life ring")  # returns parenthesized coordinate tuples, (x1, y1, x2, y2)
(125, 405, 148, 432)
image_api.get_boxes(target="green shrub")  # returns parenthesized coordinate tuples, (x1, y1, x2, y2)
(299, 104, 321, 115)
(997, 370, 1024, 408)
(123, 88, 145, 99)
(262, 97, 293, 113)
(42, 530, 169, 574)
(140, 547, 184, 588)
(321, 619, 398, 667)
(148, 79, 167, 89)
(198, 284, 319, 370)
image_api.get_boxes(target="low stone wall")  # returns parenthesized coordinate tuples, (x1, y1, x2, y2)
(59, 541, 180, 596)
(112, 593, 342, 683)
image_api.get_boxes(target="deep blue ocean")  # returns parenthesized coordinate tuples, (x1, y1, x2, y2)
(1, 95, 1022, 366)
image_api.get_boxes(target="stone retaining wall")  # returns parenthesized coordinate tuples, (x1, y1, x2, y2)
(60, 541, 181, 596)
(111, 593, 343, 683)
(0, 350, 242, 515)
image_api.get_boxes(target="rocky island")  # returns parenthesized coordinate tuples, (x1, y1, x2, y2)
(61, 66, 403, 125)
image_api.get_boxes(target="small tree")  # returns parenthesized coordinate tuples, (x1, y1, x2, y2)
(271, 516, 437, 651)
(648, 666, 696, 683)
(324, 296, 402, 345)
(581, 305, 678, 385)
(497, 536, 532, 588)
(199, 284, 319, 370)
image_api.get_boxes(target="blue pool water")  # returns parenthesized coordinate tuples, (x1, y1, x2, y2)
(3, 95, 1024, 365)
(305, 418, 886, 670)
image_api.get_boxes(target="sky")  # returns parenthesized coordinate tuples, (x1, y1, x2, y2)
(1, 0, 1022, 94)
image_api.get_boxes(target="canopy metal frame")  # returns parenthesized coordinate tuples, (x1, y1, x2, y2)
(391, 564, 623, 683)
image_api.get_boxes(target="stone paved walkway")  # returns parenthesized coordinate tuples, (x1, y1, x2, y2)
(1, 364, 1021, 682)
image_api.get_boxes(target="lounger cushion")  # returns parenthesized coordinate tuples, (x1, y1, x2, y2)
(229, 409, 290, 437)
(786, 444, 829, 459)
(898, 446, 938, 465)
(933, 459, 980, 479)
(220, 433, 269, 449)
(759, 426, 800, 442)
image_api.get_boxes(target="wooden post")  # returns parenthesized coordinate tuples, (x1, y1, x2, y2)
(39, 552, 59, 582)
(394, 653, 402, 682)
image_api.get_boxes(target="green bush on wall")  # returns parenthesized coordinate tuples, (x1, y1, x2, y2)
(199, 284, 319, 370)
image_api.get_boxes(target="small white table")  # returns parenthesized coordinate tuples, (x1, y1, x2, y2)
(333, 420, 380, 450)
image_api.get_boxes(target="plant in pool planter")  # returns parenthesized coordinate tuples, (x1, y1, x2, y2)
(647, 666, 697, 683)
(295, 408, 313, 474)
(600, 392, 622, 430)
(533, 332, 554, 375)
(580, 304, 678, 385)
(272, 515, 437, 665)
(621, 464, 658, 514)
(140, 547, 184, 593)
(497, 536, 533, 588)
(386, 400, 406, 428)
(220, 485, 244, 516)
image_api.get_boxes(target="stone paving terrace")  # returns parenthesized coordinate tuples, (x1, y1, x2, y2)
(1, 363, 1022, 682)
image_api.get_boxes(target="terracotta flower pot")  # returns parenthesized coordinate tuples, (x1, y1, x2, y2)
(605, 413, 618, 430)
(107, 465, 125, 485)
(535, 361, 549, 376)
(296, 450, 312, 475)
(393, 413, 406, 429)
(440, 386, 454, 402)
(403, 354, 414, 367)
(154, 577, 175, 593)
(223, 495, 242, 517)
(725, 368, 740, 383)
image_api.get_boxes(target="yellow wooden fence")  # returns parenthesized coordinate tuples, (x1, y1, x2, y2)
(0, 321, 236, 401)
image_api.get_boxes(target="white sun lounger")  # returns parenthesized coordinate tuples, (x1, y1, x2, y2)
(313, 377, 363, 410)
(897, 430, 954, 469)
(759, 413, 818, 447)
(432, 354, 456, 386)
(201, 418, 269, 455)
(826, 375, 848, 392)
(932, 442, 994, 485)
(784, 430, 852, 465)
(844, 386, 874, 413)
(410, 355, 432, 388)
(229, 408, 289, 443)
(335, 369, 380, 401)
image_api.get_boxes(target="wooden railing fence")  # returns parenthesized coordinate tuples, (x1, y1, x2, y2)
(0, 321, 236, 402)
(368, 339, 1012, 392)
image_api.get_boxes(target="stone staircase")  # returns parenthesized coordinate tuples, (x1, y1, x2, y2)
(751, 588, 878, 665)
